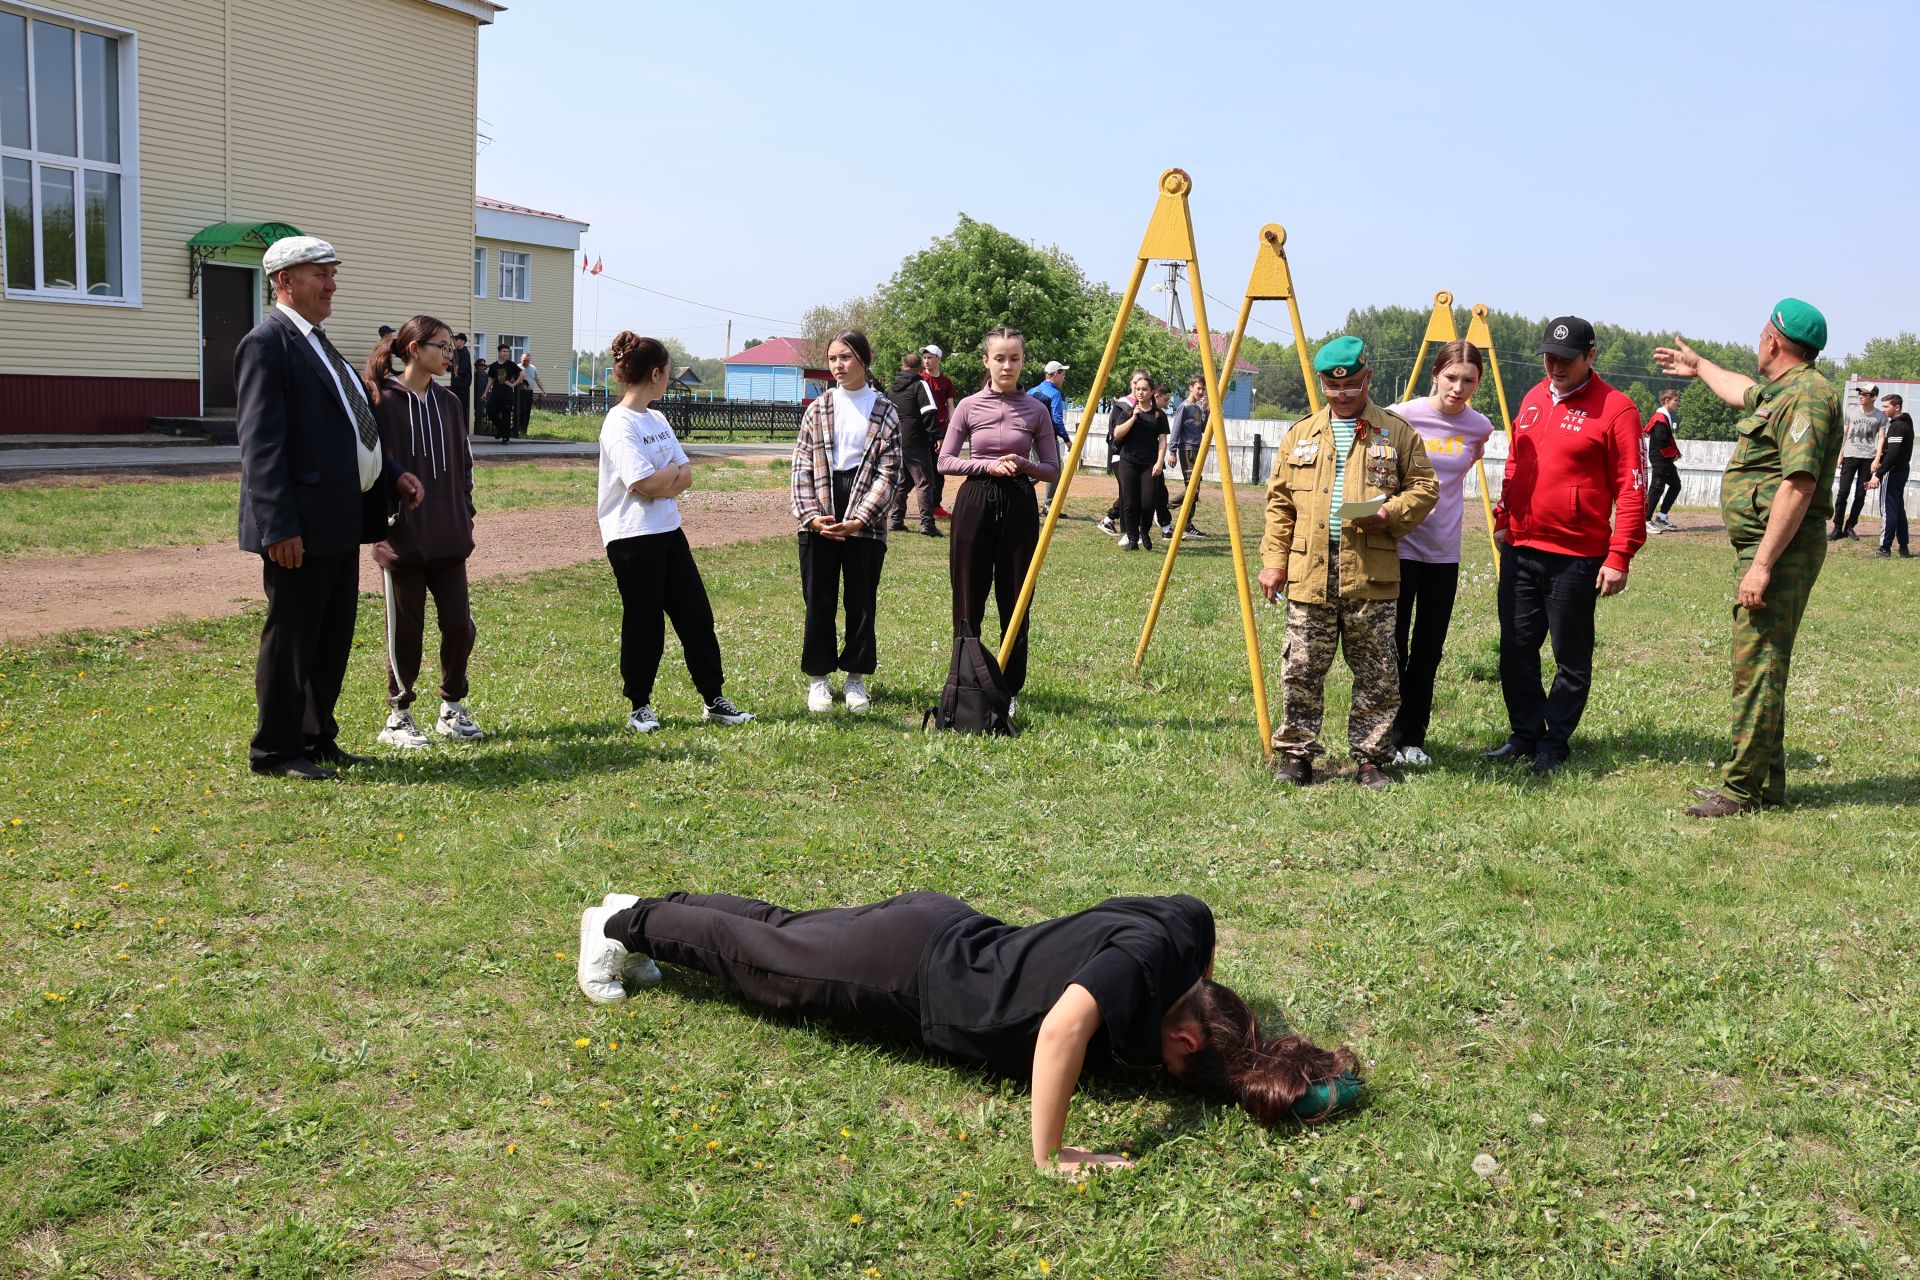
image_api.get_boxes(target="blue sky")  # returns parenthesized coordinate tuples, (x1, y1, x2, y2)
(477, 1, 1918, 363)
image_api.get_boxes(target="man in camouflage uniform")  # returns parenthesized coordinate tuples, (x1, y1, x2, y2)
(1258, 337, 1438, 789)
(1654, 299, 1843, 817)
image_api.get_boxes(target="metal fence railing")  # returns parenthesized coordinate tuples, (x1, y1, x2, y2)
(531, 391, 803, 440)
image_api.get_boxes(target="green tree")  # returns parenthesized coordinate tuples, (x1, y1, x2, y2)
(1072, 297, 1198, 401)
(1844, 332, 1920, 380)
(800, 295, 877, 368)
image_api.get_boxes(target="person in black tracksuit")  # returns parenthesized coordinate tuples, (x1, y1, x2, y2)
(1644, 391, 1683, 527)
(1111, 371, 1169, 551)
(885, 353, 942, 536)
(1871, 395, 1912, 556)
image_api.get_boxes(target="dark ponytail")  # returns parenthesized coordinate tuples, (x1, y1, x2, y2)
(1177, 980, 1359, 1127)
(363, 314, 449, 405)
(609, 331, 671, 387)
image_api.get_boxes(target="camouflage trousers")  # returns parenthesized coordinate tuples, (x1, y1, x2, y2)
(1722, 527, 1826, 808)
(1273, 562, 1399, 765)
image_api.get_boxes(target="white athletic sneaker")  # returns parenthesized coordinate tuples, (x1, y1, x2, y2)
(844, 674, 871, 713)
(1008, 696, 1018, 719)
(435, 700, 485, 740)
(1398, 745, 1433, 768)
(1098, 516, 1117, 536)
(702, 695, 755, 726)
(577, 904, 631, 1004)
(378, 710, 433, 750)
(627, 704, 661, 734)
(807, 677, 834, 714)
(1118, 537, 1137, 550)
(600, 893, 662, 988)
(1645, 520, 1663, 535)
(1160, 523, 1174, 538)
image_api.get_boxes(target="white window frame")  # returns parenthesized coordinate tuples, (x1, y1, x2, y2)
(497, 249, 529, 302)
(472, 245, 485, 298)
(0, 0, 140, 306)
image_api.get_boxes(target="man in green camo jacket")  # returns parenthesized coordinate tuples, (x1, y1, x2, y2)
(1654, 300, 1843, 818)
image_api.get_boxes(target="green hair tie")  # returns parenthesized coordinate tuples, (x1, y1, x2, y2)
(1290, 1073, 1360, 1120)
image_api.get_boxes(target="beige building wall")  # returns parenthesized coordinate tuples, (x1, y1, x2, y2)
(472, 238, 574, 390)
(0, 0, 482, 394)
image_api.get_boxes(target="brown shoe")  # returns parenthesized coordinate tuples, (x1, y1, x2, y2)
(1274, 756, 1313, 785)
(1684, 790, 1755, 819)
(1354, 762, 1393, 790)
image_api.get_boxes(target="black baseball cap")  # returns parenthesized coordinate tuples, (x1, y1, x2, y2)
(1537, 316, 1595, 357)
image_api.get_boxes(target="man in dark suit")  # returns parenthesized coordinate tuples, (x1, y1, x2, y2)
(237, 236, 423, 780)
(449, 332, 473, 428)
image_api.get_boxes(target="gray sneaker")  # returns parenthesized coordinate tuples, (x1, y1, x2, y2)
(377, 710, 432, 750)
(435, 700, 485, 740)
(627, 705, 661, 734)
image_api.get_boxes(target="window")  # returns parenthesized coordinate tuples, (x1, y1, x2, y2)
(0, 4, 137, 303)
(472, 246, 485, 298)
(498, 249, 528, 302)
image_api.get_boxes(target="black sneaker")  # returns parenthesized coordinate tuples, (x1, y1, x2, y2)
(889, 520, 909, 532)
(701, 696, 755, 726)
(919, 521, 943, 538)
(1186, 527, 1210, 539)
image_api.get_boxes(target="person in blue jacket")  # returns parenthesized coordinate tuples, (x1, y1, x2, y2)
(1029, 360, 1073, 510)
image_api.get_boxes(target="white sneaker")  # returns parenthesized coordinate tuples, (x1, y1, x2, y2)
(378, 710, 433, 750)
(1098, 516, 1117, 536)
(1656, 513, 1676, 527)
(1398, 745, 1433, 767)
(1118, 536, 1136, 550)
(702, 695, 755, 726)
(807, 677, 834, 714)
(627, 704, 661, 734)
(600, 893, 662, 988)
(1645, 521, 1662, 534)
(1008, 696, 1018, 719)
(1160, 523, 1174, 538)
(435, 700, 485, 740)
(844, 674, 870, 713)
(577, 904, 631, 1004)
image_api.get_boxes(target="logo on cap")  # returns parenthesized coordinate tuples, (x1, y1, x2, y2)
(1331, 366, 1350, 377)
(1553, 324, 1569, 341)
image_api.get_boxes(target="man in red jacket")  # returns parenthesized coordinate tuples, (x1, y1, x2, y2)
(1486, 316, 1646, 775)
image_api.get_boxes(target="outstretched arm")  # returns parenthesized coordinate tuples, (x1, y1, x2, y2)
(1653, 337, 1754, 408)
(1030, 984, 1132, 1173)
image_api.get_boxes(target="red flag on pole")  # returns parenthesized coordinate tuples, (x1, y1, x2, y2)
(591, 258, 604, 275)
(581, 253, 589, 271)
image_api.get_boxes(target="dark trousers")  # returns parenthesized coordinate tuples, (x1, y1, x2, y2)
(607, 529, 726, 708)
(250, 550, 360, 768)
(1391, 559, 1460, 750)
(514, 385, 535, 437)
(891, 440, 940, 524)
(380, 558, 475, 711)
(950, 475, 1038, 694)
(605, 891, 975, 1029)
(1106, 472, 1172, 528)
(799, 532, 885, 675)
(487, 391, 513, 441)
(1114, 457, 1160, 543)
(1879, 468, 1910, 550)
(1835, 457, 1874, 530)
(452, 382, 471, 431)
(1647, 461, 1680, 516)
(1171, 443, 1207, 528)
(1497, 545, 1601, 760)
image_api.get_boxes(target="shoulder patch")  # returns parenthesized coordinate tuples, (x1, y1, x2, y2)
(1789, 414, 1811, 443)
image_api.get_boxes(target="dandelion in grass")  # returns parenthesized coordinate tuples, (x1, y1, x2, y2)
(574, 1037, 591, 1049)
(506, 1143, 518, 1155)
(848, 1213, 862, 1225)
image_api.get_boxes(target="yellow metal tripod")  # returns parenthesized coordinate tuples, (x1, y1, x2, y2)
(995, 170, 1274, 758)
(1401, 292, 1516, 571)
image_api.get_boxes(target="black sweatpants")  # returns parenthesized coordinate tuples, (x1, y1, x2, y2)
(1171, 443, 1207, 529)
(1106, 473, 1173, 528)
(1114, 457, 1159, 544)
(1835, 457, 1874, 531)
(604, 891, 976, 1028)
(380, 557, 476, 711)
(799, 532, 885, 676)
(514, 385, 535, 437)
(1497, 545, 1601, 761)
(250, 550, 359, 768)
(606, 528, 727, 709)
(1391, 559, 1460, 750)
(949, 475, 1038, 694)
(1646, 461, 1681, 516)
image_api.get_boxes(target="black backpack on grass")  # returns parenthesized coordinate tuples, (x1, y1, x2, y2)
(925, 622, 1017, 737)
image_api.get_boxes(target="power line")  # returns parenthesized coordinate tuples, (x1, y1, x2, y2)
(586, 268, 801, 328)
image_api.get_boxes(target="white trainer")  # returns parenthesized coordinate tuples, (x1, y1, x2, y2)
(577, 904, 631, 1004)
(435, 700, 485, 740)
(627, 704, 661, 734)
(599, 893, 662, 988)
(1097, 516, 1117, 536)
(1399, 745, 1433, 767)
(378, 710, 432, 750)
(1007, 696, 1018, 719)
(844, 674, 870, 713)
(807, 677, 834, 714)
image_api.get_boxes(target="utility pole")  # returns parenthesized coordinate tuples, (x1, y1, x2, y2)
(1163, 261, 1187, 333)
(726, 319, 732, 357)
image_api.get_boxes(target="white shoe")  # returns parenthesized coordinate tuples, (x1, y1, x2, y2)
(1398, 745, 1433, 767)
(1007, 696, 1018, 718)
(1097, 516, 1117, 536)
(844, 674, 870, 713)
(702, 695, 755, 726)
(435, 700, 485, 740)
(577, 904, 631, 1004)
(1645, 521, 1662, 534)
(599, 893, 662, 988)
(627, 704, 661, 733)
(378, 710, 433, 750)
(807, 677, 834, 714)
(1160, 523, 1174, 538)
(1118, 537, 1136, 550)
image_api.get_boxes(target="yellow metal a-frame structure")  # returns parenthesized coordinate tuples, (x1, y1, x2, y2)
(1400, 292, 1518, 570)
(997, 169, 1275, 759)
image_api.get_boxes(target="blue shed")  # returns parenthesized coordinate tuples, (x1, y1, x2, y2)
(722, 337, 828, 403)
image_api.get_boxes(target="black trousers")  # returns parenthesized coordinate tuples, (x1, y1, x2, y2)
(1881, 467, 1910, 551)
(1391, 559, 1460, 750)
(1171, 443, 1206, 528)
(515, 385, 535, 437)
(949, 475, 1038, 694)
(451, 381, 471, 430)
(487, 391, 513, 441)
(606, 528, 726, 708)
(799, 532, 885, 675)
(604, 891, 975, 1029)
(380, 558, 475, 710)
(1835, 458, 1874, 530)
(1106, 471, 1172, 528)
(1497, 545, 1601, 760)
(1114, 457, 1160, 543)
(250, 550, 360, 768)
(1646, 461, 1681, 516)
(891, 440, 940, 524)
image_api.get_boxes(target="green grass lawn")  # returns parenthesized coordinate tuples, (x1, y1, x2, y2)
(2, 501, 1915, 1278)
(522, 408, 794, 446)
(0, 458, 788, 561)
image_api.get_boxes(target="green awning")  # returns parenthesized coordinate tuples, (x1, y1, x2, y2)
(187, 220, 303, 251)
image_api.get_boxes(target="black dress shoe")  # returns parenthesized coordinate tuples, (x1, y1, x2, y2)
(251, 758, 337, 781)
(889, 520, 909, 532)
(919, 522, 944, 538)
(1482, 740, 1532, 763)
(313, 747, 377, 768)
(1529, 753, 1566, 777)
(1274, 756, 1313, 785)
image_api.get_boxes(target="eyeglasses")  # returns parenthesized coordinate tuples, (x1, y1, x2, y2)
(423, 341, 453, 353)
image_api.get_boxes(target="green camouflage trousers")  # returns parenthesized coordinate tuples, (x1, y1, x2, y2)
(1722, 526, 1826, 807)
(1274, 565, 1399, 765)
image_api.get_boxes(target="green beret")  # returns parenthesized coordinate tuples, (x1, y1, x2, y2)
(1313, 335, 1368, 377)
(1770, 298, 1827, 353)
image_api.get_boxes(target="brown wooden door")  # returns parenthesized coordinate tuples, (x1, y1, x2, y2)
(200, 265, 256, 411)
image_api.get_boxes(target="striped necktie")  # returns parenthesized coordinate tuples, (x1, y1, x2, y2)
(312, 326, 381, 452)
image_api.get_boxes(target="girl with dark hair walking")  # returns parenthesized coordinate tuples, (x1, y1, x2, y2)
(1387, 340, 1496, 765)
(576, 888, 1360, 1172)
(790, 330, 902, 713)
(1110, 371, 1170, 550)
(598, 331, 754, 733)
(937, 326, 1060, 711)
(363, 315, 486, 748)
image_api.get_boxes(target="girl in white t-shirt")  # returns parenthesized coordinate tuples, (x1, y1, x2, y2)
(789, 329, 902, 712)
(598, 332, 753, 732)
